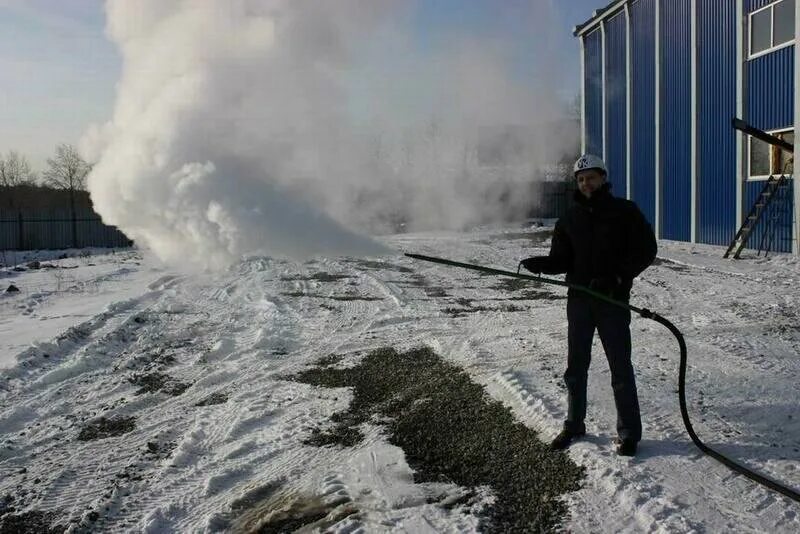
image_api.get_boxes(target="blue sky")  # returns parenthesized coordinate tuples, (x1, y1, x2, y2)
(0, 0, 601, 172)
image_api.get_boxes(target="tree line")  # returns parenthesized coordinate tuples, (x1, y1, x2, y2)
(0, 144, 93, 214)
(0, 145, 109, 249)
(0, 144, 90, 191)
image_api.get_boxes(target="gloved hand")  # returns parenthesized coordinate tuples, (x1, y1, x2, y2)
(589, 275, 622, 295)
(519, 257, 548, 274)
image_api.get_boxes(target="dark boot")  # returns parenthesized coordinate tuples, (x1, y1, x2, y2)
(550, 428, 586, 450)
(615, 437, 637, 457)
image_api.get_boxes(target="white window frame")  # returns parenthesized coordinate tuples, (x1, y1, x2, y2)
(748, 0, 795, 60)
(747, 127, 794, 180)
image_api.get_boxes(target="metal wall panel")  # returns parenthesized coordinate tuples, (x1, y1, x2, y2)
(747, 46, 795, 130)
(580, 0, 794, 249)
(660, 0, 692, 241)
(584, 29, 604, 157)
(746, 45, 794, 252)
(630, 0, 657, 226)
(605, 11, 628, 197)
(745, 179, 794, 252)
(697, 0, 738, 246)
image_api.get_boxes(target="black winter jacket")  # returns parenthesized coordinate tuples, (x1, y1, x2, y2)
(535, 183, 657, 301)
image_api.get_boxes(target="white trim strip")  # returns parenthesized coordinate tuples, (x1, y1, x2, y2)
(748, 40, 795, 61)
(690, 0, 698, 243)
(770, 0, 775, 51)
(626, 2, 633, 200)
(655, 0, 662, 239)
(606, 8, 627, 24)
(736, 0, 744, 233)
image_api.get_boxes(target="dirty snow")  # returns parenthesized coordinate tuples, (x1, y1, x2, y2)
(0, 227, 798, 532)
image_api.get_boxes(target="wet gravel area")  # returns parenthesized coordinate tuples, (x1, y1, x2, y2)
(77, 416, 137, 441)
(441, 304, 527, 317)
(291, 346, 584, 532)
(195, 391, 229, 406)
(0, 509, 64, 534)
(344, 259, 414, 273)
(129, 372, 191, 396)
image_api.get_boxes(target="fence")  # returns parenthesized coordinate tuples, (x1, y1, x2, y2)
(527, 180, 576, 219)
(0, 208, 132, 251)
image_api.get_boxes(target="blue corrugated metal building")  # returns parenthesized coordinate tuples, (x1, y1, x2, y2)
(575, 0, 798, 254)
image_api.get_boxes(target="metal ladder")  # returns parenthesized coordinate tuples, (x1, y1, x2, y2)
(725, 119, 794, 259)
(724, 175, 787, 258)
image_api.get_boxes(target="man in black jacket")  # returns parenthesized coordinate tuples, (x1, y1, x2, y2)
(520, 154, 657, 456)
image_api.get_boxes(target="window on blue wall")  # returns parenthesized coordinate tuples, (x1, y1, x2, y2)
(749, 129, 794, 179)
(749, 0, 795, 58)
(777, 132, 794, 175)
(774, 0, 796, 43)
(750, 138, 771, 176)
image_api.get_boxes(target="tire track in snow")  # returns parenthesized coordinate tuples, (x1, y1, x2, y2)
(490, 370, 709, 533)
(84, 258, 386, 532)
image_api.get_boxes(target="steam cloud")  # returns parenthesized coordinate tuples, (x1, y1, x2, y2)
(83, 0, 572, 269)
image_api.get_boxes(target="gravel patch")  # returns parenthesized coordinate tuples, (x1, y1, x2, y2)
(346, 259, 414, 273)
(0, 510, 64, 534)
(441, 304, 528, 317)
(195, 391, 228, 407)
(77, 416, 136, 441)
(129, 372, 190, 396)
(291, 346, 584, 532)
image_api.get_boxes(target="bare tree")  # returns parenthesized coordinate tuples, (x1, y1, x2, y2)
(43, 144, 92, 248)
(0, 151, 37, 187)
(0, 151, 38, 210)
(43, 144, 90, 191)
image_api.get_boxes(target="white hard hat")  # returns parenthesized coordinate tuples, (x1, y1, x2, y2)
(573, 154, 607, 176)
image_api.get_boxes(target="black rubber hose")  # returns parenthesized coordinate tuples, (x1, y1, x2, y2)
(405, 253, 800, 503)
(648, 312, 800, 502)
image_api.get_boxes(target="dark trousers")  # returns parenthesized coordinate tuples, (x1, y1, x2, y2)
(563, 295, 642, 442)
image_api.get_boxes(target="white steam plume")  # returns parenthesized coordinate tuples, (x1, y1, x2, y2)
(83, 0, 572, 269)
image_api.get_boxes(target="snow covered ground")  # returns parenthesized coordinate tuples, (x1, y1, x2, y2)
(0, 249, 167, 370)
(1, 227, 799, 532)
